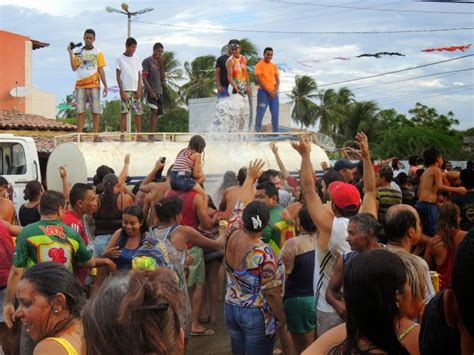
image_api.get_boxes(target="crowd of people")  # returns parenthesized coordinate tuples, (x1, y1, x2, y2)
(0, 131, 473, 355)
(69, 29, 280, 138)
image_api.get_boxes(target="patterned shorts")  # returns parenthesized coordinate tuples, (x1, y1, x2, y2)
(75, 87, 101, 114)
(121, 91, 143, 115)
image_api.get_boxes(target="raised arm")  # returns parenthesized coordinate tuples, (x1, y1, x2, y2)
(291, 135, 333, 234)
(59, 166, 71, 202)
(140, 159, 166, 192)
(270, 143, 289, 179)
(326, 256, 346, 320)
(357, 132, 377, 218)
(241, 159, 265, 205)
(118, 154, 131, 188)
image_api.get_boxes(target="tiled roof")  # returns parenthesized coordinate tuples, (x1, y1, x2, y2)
(31, 136, 56, 153)
(0, 110, 76, 131)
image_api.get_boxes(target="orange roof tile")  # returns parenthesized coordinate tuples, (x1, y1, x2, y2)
(0, 110, 76, 131)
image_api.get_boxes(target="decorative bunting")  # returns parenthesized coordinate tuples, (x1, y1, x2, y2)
(357, 52, 405, 59)
(421, 44, 471, 52)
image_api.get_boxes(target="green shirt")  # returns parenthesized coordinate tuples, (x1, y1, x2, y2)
(262, 206, 284, 253)
(13, 219, 93, 271)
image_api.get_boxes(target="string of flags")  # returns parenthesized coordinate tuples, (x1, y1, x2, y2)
(295, 44, 471, 67)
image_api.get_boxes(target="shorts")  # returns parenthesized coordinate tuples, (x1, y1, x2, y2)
(146, 93, 164, 115)
(121, 91, 143, 115)
(316, 310, 343, 337)
(170, 170, 197, 192)
(75, 87, 101, 114)
(187, 246, 205, 287)
(284, 296, 316, 333)
(415, 201, 439, 237)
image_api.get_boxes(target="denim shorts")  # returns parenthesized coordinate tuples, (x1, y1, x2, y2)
(415, 201, 439, 237)
(224, 304, 275, 355)
(170, 170, 196, 192)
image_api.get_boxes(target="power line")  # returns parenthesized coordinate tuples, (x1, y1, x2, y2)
(349, 68, 474, 91)
(377, 86, 473, 105)
(370, 84, 473, 104)
(132, 20, 474, 35)
(313, 54, 474, 88)
(265, 1, 474, 14)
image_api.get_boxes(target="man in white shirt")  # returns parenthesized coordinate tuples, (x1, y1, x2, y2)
(116, 37, 143, 137)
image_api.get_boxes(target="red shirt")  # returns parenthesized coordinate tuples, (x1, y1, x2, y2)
(0, 222, 14, 287)
(166, 189, 198, 248)
(63, 210, 89, 245)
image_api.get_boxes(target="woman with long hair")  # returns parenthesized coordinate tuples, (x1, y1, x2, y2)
(18, 181, 44, 226)
(424, 202, 467, 289)
(303, 250, 412, 355)
(83, 269, 184, 355)
(14, 262, 85, 354)
(93, 173, 134, 257)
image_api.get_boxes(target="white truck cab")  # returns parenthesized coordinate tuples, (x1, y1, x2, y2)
(0, 134, 42, 211)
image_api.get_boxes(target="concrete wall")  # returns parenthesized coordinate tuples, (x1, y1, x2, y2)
(189, 89, 292, 133)
(25, 87, 56, 119)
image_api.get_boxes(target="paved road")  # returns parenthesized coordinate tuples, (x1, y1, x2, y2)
(188, 301, 232, 355)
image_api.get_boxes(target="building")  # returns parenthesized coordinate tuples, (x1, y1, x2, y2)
(0, 30, 56, 119)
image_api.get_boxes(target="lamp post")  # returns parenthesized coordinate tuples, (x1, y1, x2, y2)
(105, 3, 154, 134)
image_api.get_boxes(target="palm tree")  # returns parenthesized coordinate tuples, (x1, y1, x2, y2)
(288, 75, 319, 129)
(57, 94, 76, 119)
(317, 86, 354, 135)
(181, 55, 217, 103)
(343, 100, 380, 143)
(162, 51, 184, 108)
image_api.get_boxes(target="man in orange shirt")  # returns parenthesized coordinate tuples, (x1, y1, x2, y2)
(255, 47, 280, 132)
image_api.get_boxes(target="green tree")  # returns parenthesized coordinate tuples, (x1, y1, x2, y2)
(316, 87, 354, 135)
(181, 55, 216, 103)
(57, 94, 76, 119)
(162, 51, 184, 109)
(156, 108, 189, 132)
(288, 75, 318, 129)
(409, 102, 459, 134)
(101, 100, 121, 131)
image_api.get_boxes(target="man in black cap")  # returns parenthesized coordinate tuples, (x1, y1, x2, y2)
(215, 44, 231, 99)
(333, 159, 358, 183)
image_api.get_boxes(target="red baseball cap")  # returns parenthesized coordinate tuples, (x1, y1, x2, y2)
(328, 181, 361, 209)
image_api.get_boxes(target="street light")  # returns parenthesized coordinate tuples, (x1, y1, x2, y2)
(105, 3, 154, 134)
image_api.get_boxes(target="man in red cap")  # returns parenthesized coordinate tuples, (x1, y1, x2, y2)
(292, 132, 377, 337)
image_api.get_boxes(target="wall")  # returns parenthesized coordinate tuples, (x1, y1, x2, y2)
(25, 87, 56, 119)
(0, 31, 27, 112)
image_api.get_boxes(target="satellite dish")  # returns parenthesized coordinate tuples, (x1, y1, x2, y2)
(10, 86, 29, 98)
(312, 132, 337, 152)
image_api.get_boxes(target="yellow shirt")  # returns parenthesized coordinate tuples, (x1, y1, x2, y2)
(255, 60, 279, 92)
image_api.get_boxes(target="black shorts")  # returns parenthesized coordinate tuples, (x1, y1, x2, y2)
(146, 93, 164, 115)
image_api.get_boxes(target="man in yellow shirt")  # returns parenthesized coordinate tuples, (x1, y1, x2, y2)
(67, 29, 108, 136)
(255, 47, 280, 132)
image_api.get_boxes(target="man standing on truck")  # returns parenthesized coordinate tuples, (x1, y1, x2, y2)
(67, 29, 108, 138)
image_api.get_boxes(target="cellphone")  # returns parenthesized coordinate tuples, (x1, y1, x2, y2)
(160, 157, 166, 163)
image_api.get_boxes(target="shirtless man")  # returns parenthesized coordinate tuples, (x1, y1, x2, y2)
(0, 177, 15, 224)
(219, 167, 251, 219)
(416, 148, 466, 237)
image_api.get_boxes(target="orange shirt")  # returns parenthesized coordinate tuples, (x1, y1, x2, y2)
(255, 60, 279, 92)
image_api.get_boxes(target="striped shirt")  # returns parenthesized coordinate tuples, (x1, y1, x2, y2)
(172, 148, 194, 172)
(377, 188, 403, 233)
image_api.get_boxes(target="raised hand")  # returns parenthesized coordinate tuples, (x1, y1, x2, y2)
(270, 142, 278, 155)
(291, 134, 312, 156)
(59, 166, 68, 180)
(124, 153, 131, 165)
(355, 132, 369, 158)
(248, 159, 265, 181)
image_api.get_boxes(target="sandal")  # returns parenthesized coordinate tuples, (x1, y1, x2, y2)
(191, 328, 215, 336)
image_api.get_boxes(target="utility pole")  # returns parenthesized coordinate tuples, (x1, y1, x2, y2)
(105, 3, 154, 134)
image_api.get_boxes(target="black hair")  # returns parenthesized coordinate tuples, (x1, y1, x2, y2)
(460, 168, 474, 189)
(22, 262, 85, 338)
(423, 148, 440, 167)
(395, 172, 408, 186)
(379, 166, 394, 183)
(237, 167, 247, 186)
(452, 229, 474, 337)
(242, 201, 269, 233)
(263, 47, 273, 54)
(298, 207, 317, 233)
(188, 135, 206, 153)
(408, 155, 418, 166)
(121, 205, 147, 245)
(69, 183, 93, 207)
(23, 180, 43, 201)
(322, 168, 344, 189)
(84, 29, 96, 37)
(416, 157, 425, 166)
(0, 176, 8, 187)
(258, 169, 280, 184)
(39, 190, 65, 216)
(419, 289, 461, 355)
(385, 208, 417, 243)
(333, 204, 360, 219)
(219, 171, 237, 193)
(332, 250, 408, 355)
(256, 181, 279, 202)
(154, 197, 183, 223)
(126, 37, 137, 47)
(391, 159, 400, 171)
(349, 213, 381, 240)
(153, 42, 164, 50)
(101, 174, 118, 210)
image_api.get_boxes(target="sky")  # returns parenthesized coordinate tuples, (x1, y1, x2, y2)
(0, 0, 473, 129)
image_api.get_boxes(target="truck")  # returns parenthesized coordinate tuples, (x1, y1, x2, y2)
(1, 132, 330, 210)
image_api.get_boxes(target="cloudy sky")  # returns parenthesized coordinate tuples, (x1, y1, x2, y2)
(1, 0, 473, 129)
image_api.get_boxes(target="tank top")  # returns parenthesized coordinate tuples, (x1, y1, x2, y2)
(18, 204, 41, 226)
(172, 148, 194, 172)
(437, 240, 457, 289)
(93, 193, 123, 236)
(45, 337, 78, 355)
(115, 230, 144, 270)
(229, 55, 247, 83)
